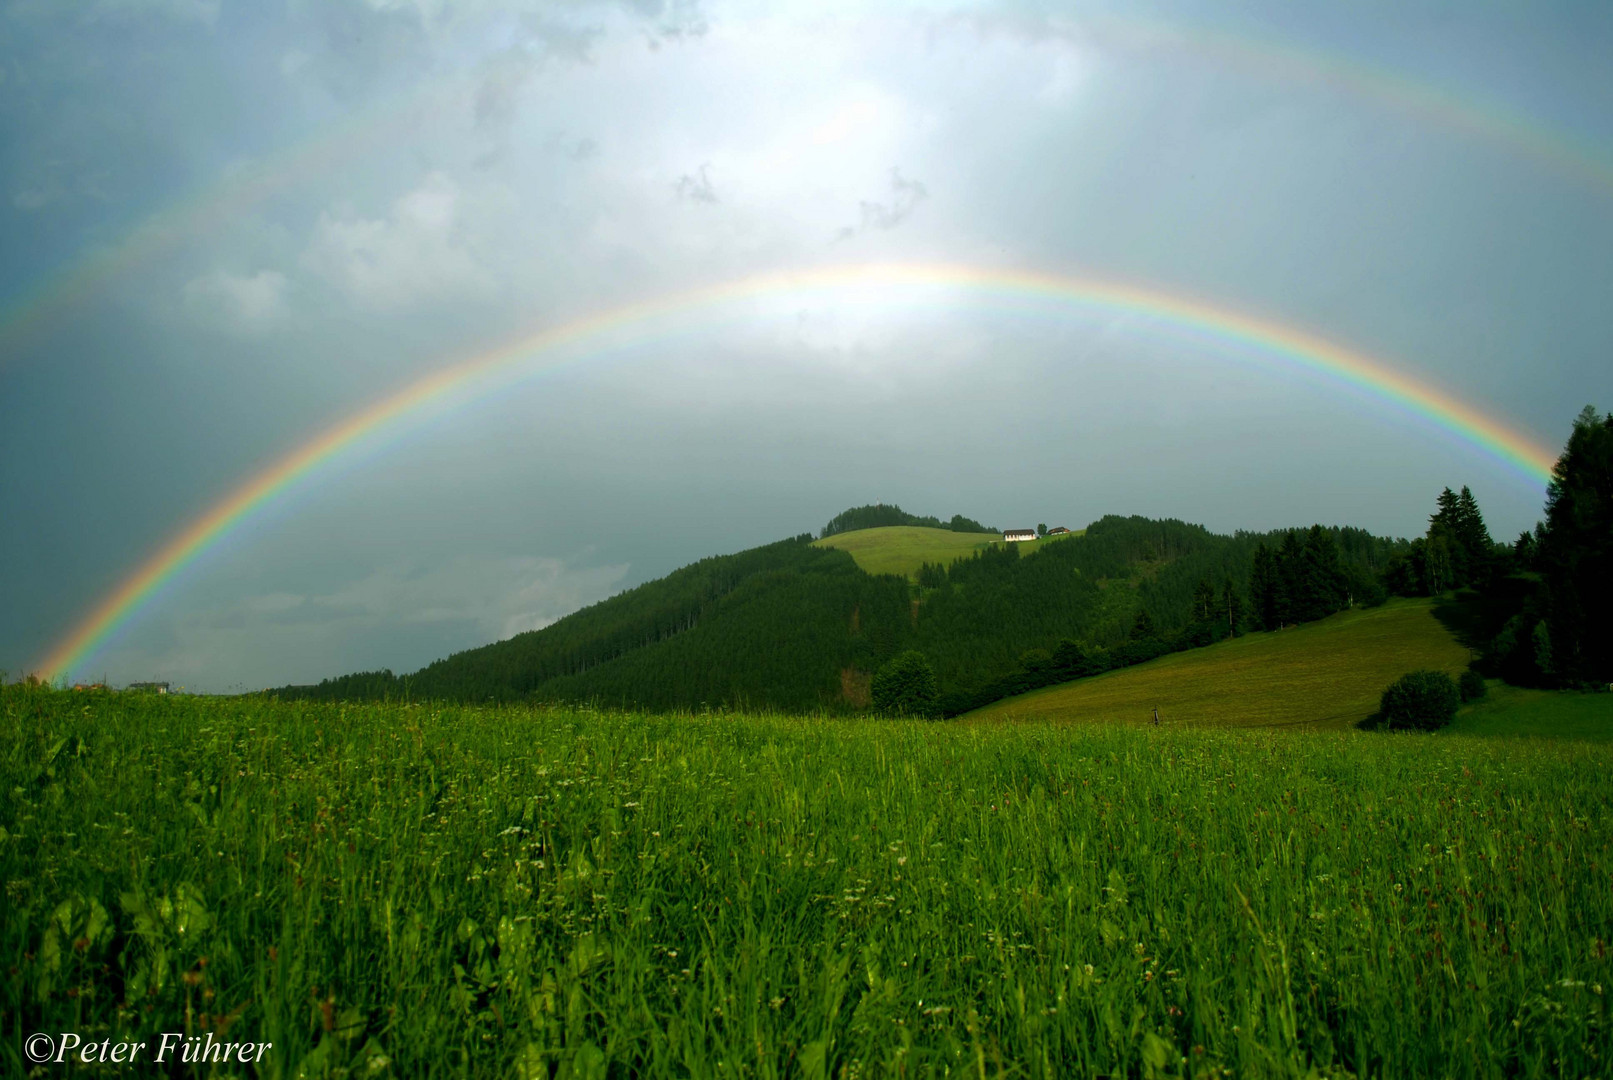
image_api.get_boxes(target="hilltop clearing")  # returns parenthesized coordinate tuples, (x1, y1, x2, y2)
(813, 525, 1001, 578)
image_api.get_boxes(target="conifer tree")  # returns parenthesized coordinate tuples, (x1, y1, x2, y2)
(1427, 487, 1465, 587)
(1298, 525, 1348, 621)
(1249, 543, 1278, 630)
(1276, 530, 1305, 626)
(1453, 485, 1493, 584)
(1454, 486, 1491, 553)
(1537, 406, 1613, 683)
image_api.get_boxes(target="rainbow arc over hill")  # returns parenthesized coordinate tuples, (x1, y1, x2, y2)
(36, 262, 1559, 682)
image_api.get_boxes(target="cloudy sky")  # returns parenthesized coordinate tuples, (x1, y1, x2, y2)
(2, 0, 1609, 691)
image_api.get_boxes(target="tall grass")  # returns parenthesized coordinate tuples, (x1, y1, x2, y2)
(3, 683, 1608, 1077)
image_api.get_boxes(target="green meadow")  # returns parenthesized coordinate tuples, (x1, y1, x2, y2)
(813, 526, 1000, 579)
(1451, 685, 1613, 742)
(966, 599, 1472, 731)
(813, 525, 1085, 580)
(4, 681, 1610, 1077)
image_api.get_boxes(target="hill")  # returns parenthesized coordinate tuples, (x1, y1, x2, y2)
(813, 525, 999, 578)
(966, 598, 1468, 729)
(279, 513, 1409, 712)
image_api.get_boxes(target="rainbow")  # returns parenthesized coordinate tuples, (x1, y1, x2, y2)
(4, 14, 1611, 362)
(1082, 14, 1613, 195)
(34, 262, 1559, 682)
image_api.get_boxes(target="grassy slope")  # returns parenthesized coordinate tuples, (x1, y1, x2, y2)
(1451, 682, 1613, 741)
(813, 525, 999, 578)
(966, 597, 1470, 730)
(815, 526, 1084, 579)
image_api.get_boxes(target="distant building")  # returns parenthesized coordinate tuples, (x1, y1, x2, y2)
(72, 683, 107, 692)
(1003, 529, 1037, 543)
(128, 681, 170, 694)
(1047, 526, 1071, 536)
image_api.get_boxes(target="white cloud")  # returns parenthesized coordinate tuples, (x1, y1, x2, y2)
(302, 173, 497, 310)
(182, 269, 289, 334)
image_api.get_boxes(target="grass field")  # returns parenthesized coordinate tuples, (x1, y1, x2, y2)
(813, 526, 999, 579)
(814, 526, 1082, 579)
(966, 599, 1472, 730)
(1452, 683, 1613, 741)
(4, 682, 1610, 1077)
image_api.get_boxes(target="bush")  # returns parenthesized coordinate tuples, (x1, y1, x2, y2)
(1459, 669, 1487, 703)
(871, 651, 939, 718)
(1380, 670, 1460, 731)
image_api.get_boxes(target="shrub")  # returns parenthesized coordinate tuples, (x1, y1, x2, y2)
(1380, 670, 1460, 731)
(1459, 669, 1487, 703)
(871, 651, 939, 718)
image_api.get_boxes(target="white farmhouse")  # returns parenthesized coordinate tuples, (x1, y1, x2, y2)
(1003, 529, 1037, 543)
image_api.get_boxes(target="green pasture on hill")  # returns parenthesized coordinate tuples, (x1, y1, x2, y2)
(967, 599, 1470, 730)
(814, 525, 1083, 579)
(813, 526, 999, 578)
(4, 683, 1611, 1077)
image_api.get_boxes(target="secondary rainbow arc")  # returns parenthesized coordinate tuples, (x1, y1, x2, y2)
(34, 262, 1559, 682)
(4, 14, 1611, 362)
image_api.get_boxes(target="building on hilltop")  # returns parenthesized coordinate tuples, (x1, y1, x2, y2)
(1003, 529, 1037, 543)
(1047, 526, 1071, 536)
(128, 681, 170, 694)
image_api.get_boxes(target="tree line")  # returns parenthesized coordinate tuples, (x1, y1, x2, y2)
(1375, 406, 1610, 689)
(820, 503, 996, 538)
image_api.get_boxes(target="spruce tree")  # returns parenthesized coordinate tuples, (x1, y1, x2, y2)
(1426, 486, 1472, 588)
(1453, 486, 1493, 585)
(1537, 406, 1613, 683)
(1298, 525, 1347, 621)
(1275, 530, 1305, 626)
(1249, 543, 1278, 630)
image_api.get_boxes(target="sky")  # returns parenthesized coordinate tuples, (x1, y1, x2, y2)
(1, 0, 1609, 692)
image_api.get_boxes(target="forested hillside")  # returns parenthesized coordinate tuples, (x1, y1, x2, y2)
(278, 513, 1408, 711)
